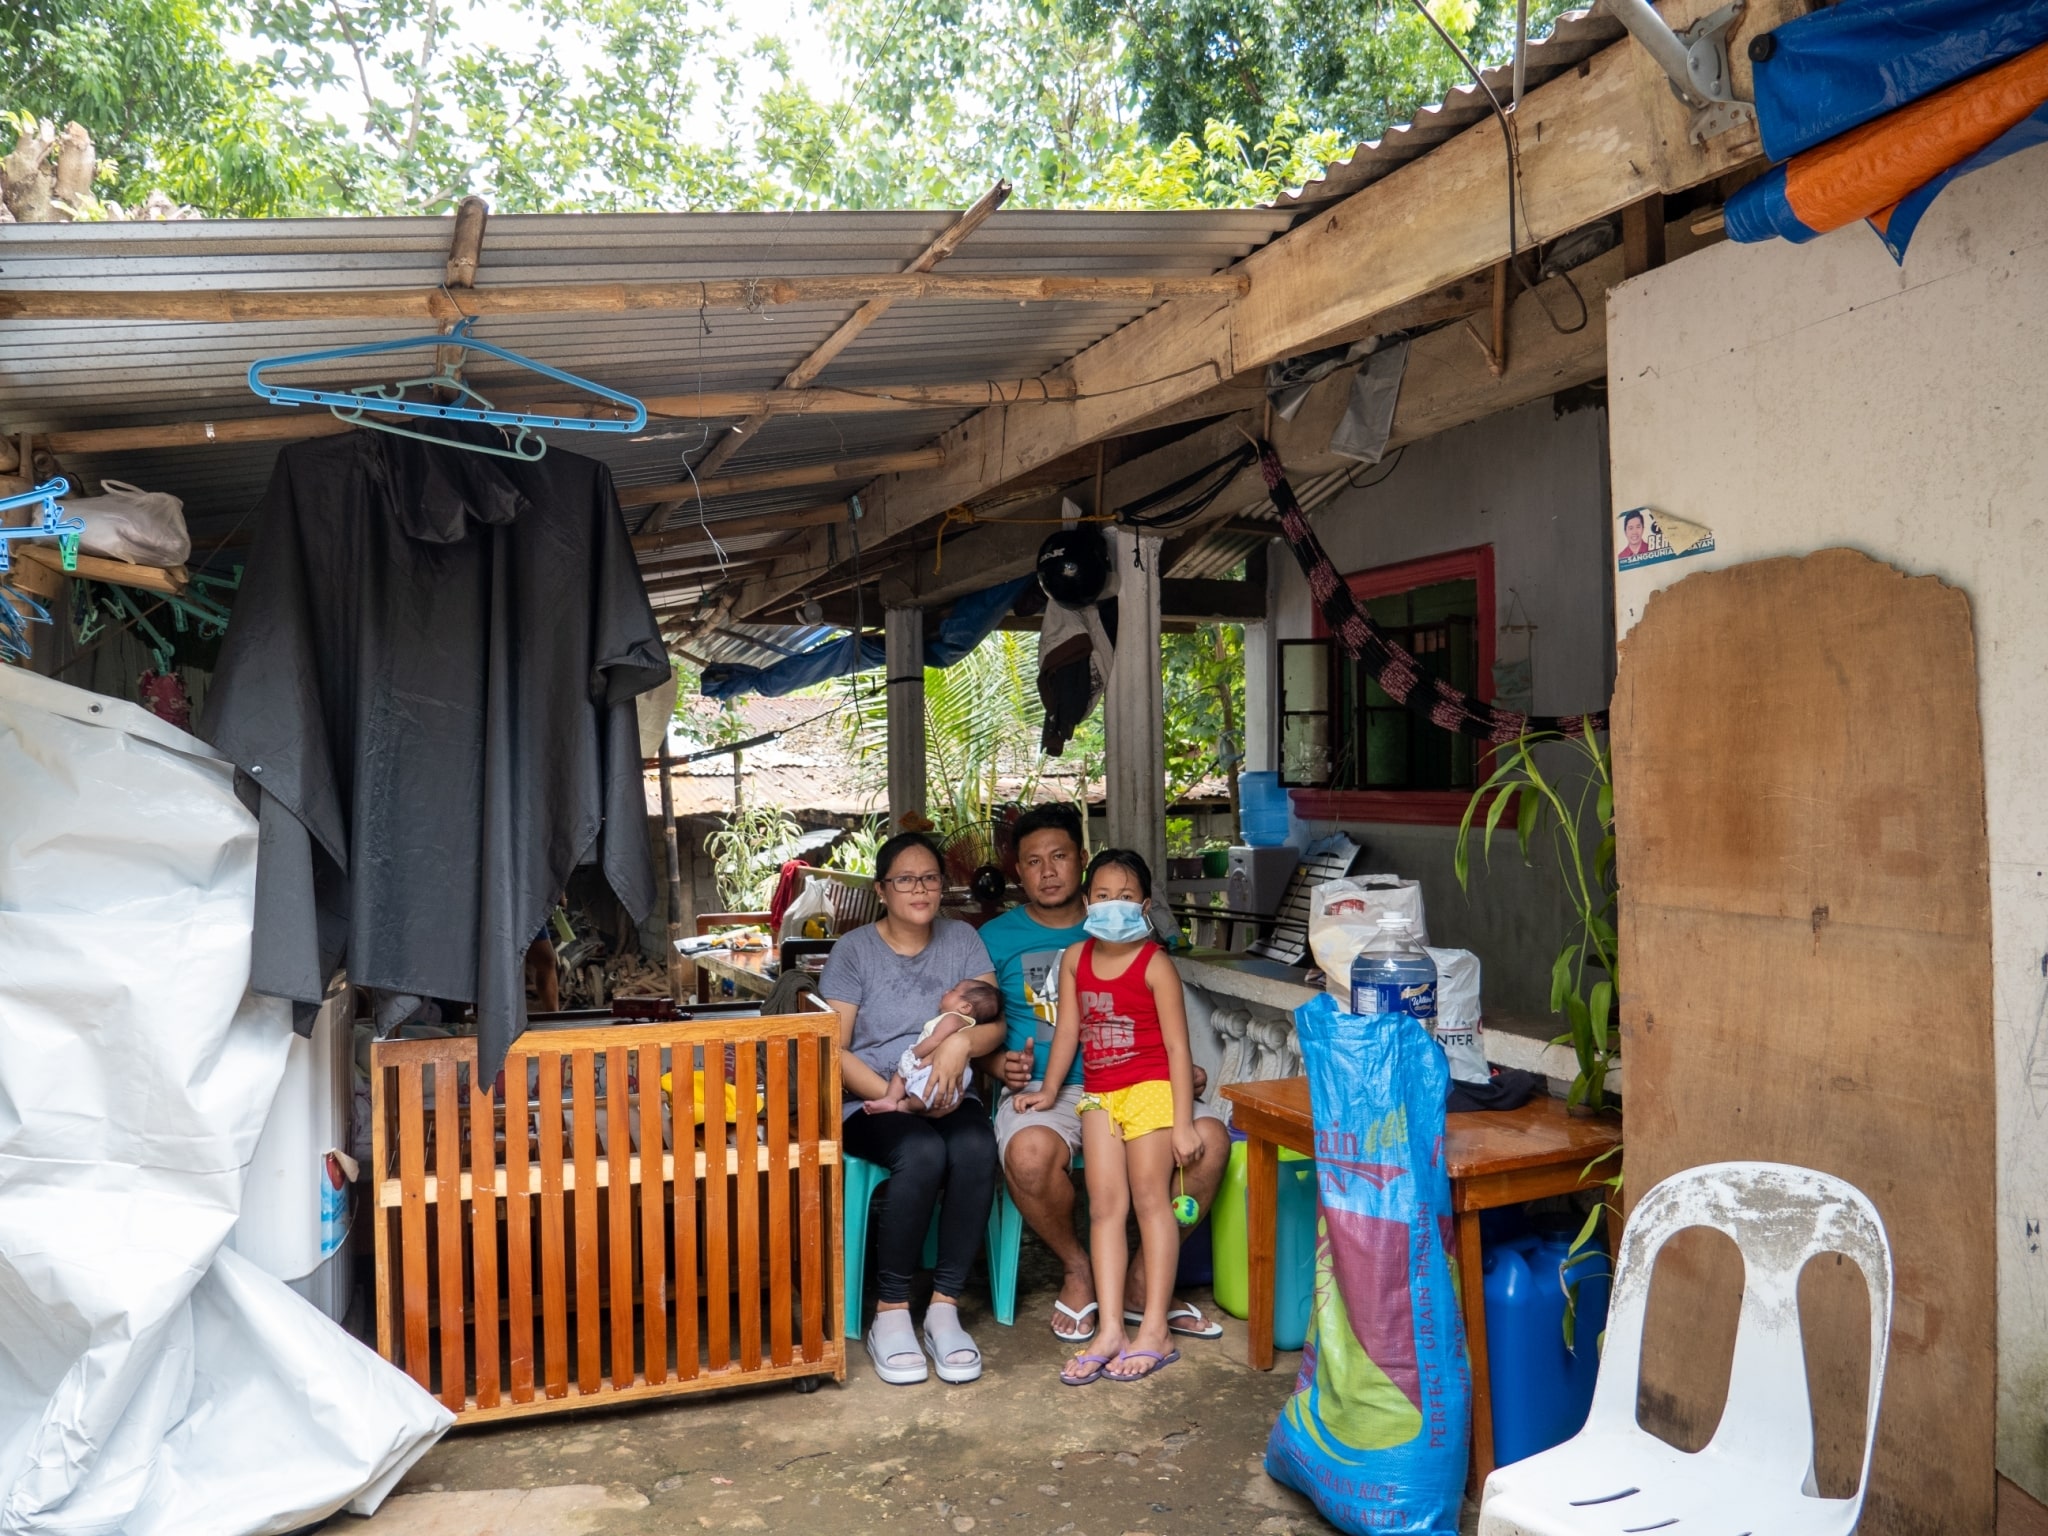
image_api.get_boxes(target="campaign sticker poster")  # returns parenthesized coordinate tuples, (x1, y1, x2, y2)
(1617, 507, 1715, 572)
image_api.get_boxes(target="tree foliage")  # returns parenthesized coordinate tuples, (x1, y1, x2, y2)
(3, 0, 362, 213)
(6, 0, 1583, 218)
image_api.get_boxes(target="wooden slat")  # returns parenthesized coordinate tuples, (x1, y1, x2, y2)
(504, 1052, 535, 1403)
(396, 1059, 432, 1392)
(734, 1042, 762, 1371)
(374, 1138, 842, 1207)
(606, 1047, 636, 1387)
(436, 1349, 843, 1426)
(537, 1052, 569, 1400)
(702, 1037, 731, 1372)
(434, 1059, 468, 1410)
(637, 1044, 668, 1385)
(673, 1044, 700, 1380)
(797, 1032, 825, 1360)
(470, 1062, 502, 1409)
(1, 272, 1249, 323)
(372, 1058, 394, 1362)
(766, 1038, 792, 1367)
(570, 1048, 602, 1395)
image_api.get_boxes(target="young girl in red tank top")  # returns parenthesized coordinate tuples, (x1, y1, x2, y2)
(1016, 848, 1203, 1385)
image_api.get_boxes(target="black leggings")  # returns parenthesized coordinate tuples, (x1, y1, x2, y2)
(840, 1099, 999, 1305)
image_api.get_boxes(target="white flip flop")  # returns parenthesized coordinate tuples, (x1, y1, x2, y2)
(1051, 1299, 1098, 1342)
(1123, 1302, 1224, 1340)
(865, 1324, 930, 1385)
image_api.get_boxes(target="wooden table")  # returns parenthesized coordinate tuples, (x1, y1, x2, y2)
(694, 946, 777, 1000)
(1219, 1077, 1621, 1483)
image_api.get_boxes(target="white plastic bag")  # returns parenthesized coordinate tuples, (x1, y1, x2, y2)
(64, 478, 191, 565)
(1308, 874, 1428, 999)
(0, 666, 449, 1536)
(1423, 947, 1490, 1085)
(779, 876, 834, 943)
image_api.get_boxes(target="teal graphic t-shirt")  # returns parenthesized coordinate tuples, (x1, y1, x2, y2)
(979, 905, 1088, 1087)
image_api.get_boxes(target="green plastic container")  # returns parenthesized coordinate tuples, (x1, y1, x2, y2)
(1209, 1138, 1319, 1351)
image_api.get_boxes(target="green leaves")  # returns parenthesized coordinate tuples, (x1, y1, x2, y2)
(1460, 727, 1622, 1113)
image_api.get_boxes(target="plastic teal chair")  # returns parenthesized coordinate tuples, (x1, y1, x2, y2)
(984, 1147, 1081, 1327)
(842, 1153, 944, 1338)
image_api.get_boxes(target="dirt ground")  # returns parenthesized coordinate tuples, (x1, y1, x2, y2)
(323, 1245, 1347, 1536)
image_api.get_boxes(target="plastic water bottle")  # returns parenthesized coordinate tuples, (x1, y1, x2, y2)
(1349, 913, 1438, 1027)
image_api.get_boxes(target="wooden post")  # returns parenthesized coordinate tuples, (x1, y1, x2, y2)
(885, 606, 926, 830)
(659, 738, 687, 1003)
(1104, 528, 1166, 883)
(1622, 193, 1667, 279)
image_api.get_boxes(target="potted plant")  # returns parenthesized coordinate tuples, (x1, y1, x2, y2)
(1453, 724, 1618, 1115)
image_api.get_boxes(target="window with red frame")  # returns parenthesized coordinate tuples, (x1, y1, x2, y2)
(1280, 547, 1495, 815)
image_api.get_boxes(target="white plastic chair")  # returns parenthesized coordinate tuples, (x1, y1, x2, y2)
(1479, 1161, 1892, 1536)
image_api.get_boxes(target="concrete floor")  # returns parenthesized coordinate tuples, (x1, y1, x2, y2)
(323, 1250, 1345, 1536)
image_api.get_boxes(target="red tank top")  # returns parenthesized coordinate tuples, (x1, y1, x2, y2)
(1075, 939, 1170, 1093)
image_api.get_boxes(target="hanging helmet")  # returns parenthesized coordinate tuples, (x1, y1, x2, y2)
(1036, 524, 1110, 608)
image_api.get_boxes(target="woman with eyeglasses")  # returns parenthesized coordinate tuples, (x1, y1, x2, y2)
(818, 831, 1004, 1386)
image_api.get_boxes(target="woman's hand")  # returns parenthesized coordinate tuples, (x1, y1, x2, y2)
(1172, 1121, 1205, 1168)
(913, 1028, 976, 1116)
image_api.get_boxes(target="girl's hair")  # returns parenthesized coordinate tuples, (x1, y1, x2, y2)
(1083, 846, 1152, 900)
(874, 830, 945, 884)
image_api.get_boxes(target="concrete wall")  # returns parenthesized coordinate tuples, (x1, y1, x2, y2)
(1267, 396, 1616, 1021)
(1605, 145, 2048, 1503)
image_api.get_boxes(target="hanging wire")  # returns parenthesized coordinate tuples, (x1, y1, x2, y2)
(1404, 0, 1587, 337)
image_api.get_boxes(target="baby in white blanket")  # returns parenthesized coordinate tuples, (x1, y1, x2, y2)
(863, 978, 1003, 1114)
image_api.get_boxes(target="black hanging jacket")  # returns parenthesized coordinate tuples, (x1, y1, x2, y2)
(203, 427, 669, 1083)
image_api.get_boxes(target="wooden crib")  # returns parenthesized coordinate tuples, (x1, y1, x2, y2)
(369, 1009, 844, 1421)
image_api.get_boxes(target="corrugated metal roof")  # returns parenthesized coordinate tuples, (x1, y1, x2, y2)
(0, 208, 1294, 552)
(1270, 8, 1627, 210)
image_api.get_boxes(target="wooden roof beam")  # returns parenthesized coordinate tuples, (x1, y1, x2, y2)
(29, 379, 1074, 457)
(615, 448, 942, 509)
(0, 272, 1248, 323)
(738, 0, 1793, 618)
(688, 180, 1012, 484)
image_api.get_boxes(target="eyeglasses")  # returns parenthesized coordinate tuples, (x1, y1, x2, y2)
(883, 872, 944, 892)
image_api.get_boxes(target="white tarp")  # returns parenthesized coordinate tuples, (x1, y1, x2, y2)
(0, 666, 450, 1535)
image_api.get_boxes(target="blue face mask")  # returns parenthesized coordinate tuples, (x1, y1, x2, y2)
(1084, 899, 1152, 944)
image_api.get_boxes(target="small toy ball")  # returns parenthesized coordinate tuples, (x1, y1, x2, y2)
(1173, 1192, 1200, 1227)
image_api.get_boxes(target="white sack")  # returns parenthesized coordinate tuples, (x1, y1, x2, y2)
(779, 877, 833, 943)
(1422, 947, 1490, 1085)
(1307, 874, 1428, 998)
(0, 666, 450, 1536)
(63, 480, 190, 567)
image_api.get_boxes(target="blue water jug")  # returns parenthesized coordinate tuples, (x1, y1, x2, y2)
(1481, 1230, 1612, 1467)
(1238, 771, 1290, 848)
(1349, 913, 1437, 1026)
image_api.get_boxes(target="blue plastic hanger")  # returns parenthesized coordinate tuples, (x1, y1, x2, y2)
(0, 477, 83, 575)
(247, 318, 647, 458)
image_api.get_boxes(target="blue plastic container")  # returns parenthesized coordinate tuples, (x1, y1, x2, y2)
(1481, 1230, 1612, 1467)
(1238, 771, 1291, 848)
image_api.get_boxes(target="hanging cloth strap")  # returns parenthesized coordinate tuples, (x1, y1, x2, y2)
(1259, 444, 1609, 743)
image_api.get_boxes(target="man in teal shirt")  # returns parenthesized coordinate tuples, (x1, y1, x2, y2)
(980, 803, 1229, 1342)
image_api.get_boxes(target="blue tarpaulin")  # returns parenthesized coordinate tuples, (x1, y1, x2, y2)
(1750, 0, 2048, 162)
(1873, 102, 2048, 259)
(699, 577, 1031, 700)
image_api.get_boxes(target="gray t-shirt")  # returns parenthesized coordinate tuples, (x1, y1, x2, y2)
(819, 918, 996, 1119)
